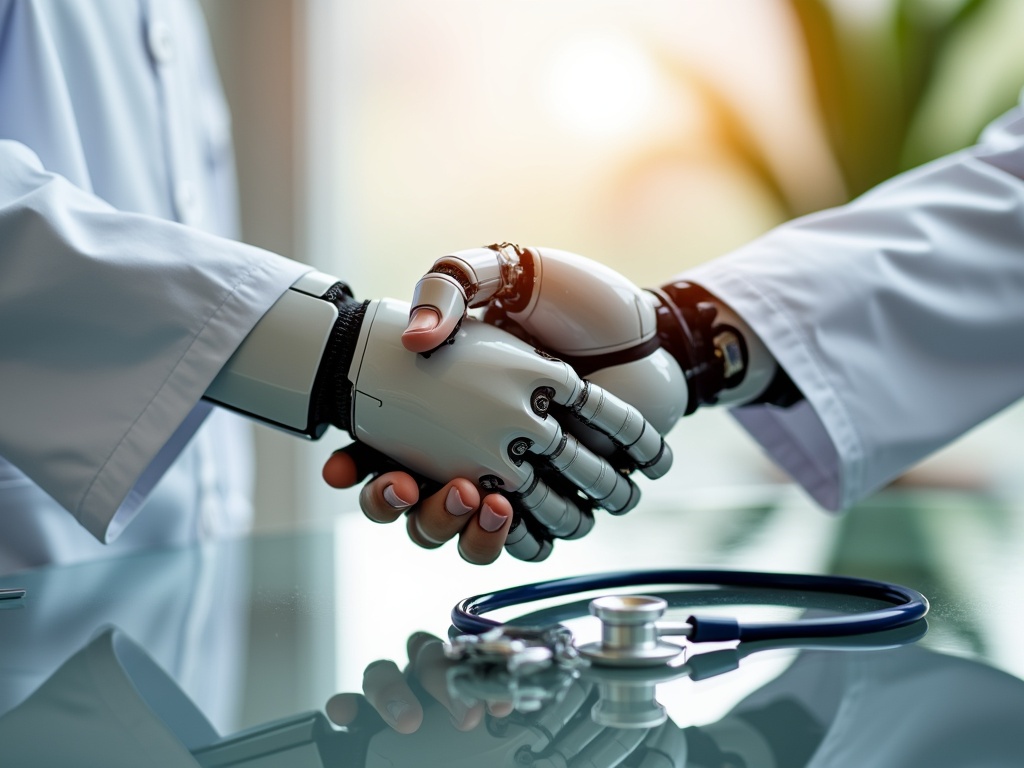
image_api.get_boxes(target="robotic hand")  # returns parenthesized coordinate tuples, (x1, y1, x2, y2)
(347, 298, 671, 561)
(203, 273, 671, 562)
(403, 244, 788, 438)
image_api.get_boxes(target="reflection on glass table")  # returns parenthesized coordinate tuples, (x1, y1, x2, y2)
(1, 614, 1022, 767)
(2, 497, 1024, 768)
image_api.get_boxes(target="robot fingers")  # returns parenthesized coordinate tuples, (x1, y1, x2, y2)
(563, 380, 674, 480)
(507, 462, 594, 539)
(502, 486, 595, 564)
(504, 516, 553, 562)
(558, 722, 649, 768)
(532, 428, 641, 517)
(503, 458, 607, 562)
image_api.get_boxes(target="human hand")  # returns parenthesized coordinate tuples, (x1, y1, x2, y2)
(322, 443, 514, 566)
(328, 298, 672, 562)
(324, 630, 687, 766)
(324, 632, 513, 735)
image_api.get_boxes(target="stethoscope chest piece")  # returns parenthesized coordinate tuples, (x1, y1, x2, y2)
(578, 595, 688, 667)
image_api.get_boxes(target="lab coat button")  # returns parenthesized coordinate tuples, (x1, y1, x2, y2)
(148, 20, 175, 65)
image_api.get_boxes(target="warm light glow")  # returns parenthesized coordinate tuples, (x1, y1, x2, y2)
(543, 32, 661, 140)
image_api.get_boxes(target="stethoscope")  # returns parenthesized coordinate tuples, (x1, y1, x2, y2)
(451, 569, 929, 668)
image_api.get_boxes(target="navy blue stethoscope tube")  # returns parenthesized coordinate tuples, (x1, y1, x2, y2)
(452, 569, 929, 643)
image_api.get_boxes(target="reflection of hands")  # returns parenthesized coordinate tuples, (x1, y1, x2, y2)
(326, 630, 690, 768)
(324, 632, 513, 735)
(325, 299, 672, 563)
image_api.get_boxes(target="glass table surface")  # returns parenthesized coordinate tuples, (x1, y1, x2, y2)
(1, 486, 1022, 766)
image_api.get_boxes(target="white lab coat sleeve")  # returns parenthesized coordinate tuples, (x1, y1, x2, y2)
(681, 102, 1024, 511)
(0, 629, 209, 768)
(0, 139, 310, 541)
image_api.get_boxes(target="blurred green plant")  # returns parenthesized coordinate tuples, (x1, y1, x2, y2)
(791, 0, 1024, 201)
(630, 0, 1024, 222)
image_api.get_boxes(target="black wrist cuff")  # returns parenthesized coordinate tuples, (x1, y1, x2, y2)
(308, 282, 368, 436)
(744, 365, 804, 409)
(653, 281, 804, 412)
(649, 281, 739, 414)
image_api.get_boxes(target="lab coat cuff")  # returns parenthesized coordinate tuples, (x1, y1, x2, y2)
(677, 261, 864, 512)
(76, 256, 311, 543)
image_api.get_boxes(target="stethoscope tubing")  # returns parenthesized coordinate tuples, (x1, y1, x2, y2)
(452, 568, 929, 643)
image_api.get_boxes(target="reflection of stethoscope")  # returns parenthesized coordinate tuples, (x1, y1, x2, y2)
(449, 619, 929, 730)
(451, 569, 929, 669)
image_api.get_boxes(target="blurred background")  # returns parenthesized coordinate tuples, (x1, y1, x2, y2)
(195, 0, 1024, 697)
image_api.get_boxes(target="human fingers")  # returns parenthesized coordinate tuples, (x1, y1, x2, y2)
(322, 442, 398, 488)
(359, 471, 421, 524)
(362, 659, 424, 734)
(487, 700, 515, 717)
(321, 449, 357, 489)
(326, 447, 468, 541)
(324, 692, 362, 726)
(457, 493, 513, 565)
(405, 632, 511, 721)
(355, 466, 509, 559)
(403, 478, 482, 550)
(320, 444, 423, 526)
(407, 633, 484, 731)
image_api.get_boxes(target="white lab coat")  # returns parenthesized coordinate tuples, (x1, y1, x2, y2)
(727, 646, 1024, 766)
(0, 541, 250, 742)
(0, 0, 308, 572)
(685, 96, 1024, 512)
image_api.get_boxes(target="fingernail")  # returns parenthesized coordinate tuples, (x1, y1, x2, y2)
(385, 699, 413, 725)
(383, 484, 413, 510)
(479, 502, 508, 532)
(406, 307, 440, 333)
(445, 487, 473, 517)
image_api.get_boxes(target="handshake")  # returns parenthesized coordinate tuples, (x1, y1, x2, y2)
(210, 245, 775, 564)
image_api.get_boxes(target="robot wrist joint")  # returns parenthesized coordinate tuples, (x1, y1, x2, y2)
(649, 282, 746, 414)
